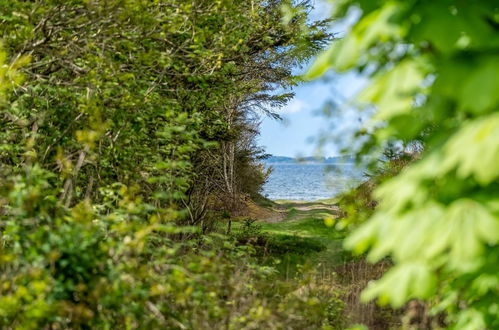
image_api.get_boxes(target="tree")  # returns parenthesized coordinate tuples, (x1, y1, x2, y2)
(0, 0, 329, 219)
(0, 1, 332, 327)
(308, 0, 499, 328)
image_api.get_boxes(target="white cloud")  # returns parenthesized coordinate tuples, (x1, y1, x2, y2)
(281, 98, 308, 114)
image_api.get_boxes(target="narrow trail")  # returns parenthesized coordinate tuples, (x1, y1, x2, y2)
(292, 204, 340, 212)
(248, 199, 346, 267)
(243, 200, 397, 329)
(245, 199, 340, 223)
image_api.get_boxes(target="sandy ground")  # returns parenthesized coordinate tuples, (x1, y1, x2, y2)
(245, 200, 339, 223)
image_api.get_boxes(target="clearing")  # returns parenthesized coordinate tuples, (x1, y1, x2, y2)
(232, 198, 398, 329)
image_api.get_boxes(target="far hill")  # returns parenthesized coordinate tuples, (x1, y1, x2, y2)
(264, 155, 355, 164)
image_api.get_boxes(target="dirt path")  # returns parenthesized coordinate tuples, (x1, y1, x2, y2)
(244, 199, 398, 329)
(246, 200, 340, 223)
(293, 204, 340, 212)
(245, 200, 286, 223)
(264, 211, 287, 223)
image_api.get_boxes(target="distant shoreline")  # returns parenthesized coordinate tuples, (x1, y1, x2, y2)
(262, 155, 355, 165)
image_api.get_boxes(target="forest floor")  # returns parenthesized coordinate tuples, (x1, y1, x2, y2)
(252, 199, 349, 271)
(232, 198, 400, 329)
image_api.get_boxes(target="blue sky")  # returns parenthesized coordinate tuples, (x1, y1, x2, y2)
(257, 1, 365, 157)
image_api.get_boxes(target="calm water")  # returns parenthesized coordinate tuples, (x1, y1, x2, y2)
(262, 163, 365, 201)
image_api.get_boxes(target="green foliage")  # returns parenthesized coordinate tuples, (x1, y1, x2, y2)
(336, 152, 416, 229)
(0, 1, 335, 328)
(0, 0, 329, 208)
(0, 161, 342, 328)
(234, 218, 265, 243)
(310, 0, 499, 328)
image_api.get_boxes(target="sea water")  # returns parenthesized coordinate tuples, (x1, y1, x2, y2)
(261, 163, 365, 201)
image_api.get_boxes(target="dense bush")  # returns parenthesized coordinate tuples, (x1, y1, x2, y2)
(0, 159, 343, 328)
(0, 1, 335, 328)
(0, 0, 329, 215)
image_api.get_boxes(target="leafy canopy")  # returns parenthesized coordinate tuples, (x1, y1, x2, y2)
(308, 0, 499, 328)
(0, 1, 331, 328)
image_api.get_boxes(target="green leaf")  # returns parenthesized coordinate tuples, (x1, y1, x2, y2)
(361, 262, 436, 307)
(304, 47, 334, 80)
(360, 59, 425, 121)
(458, 56, 499, 114)
(441, 113, 499, 185)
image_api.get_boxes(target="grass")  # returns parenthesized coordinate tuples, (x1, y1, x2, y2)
(232, 200, 355, 277)
(228, 198, 401, 328)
